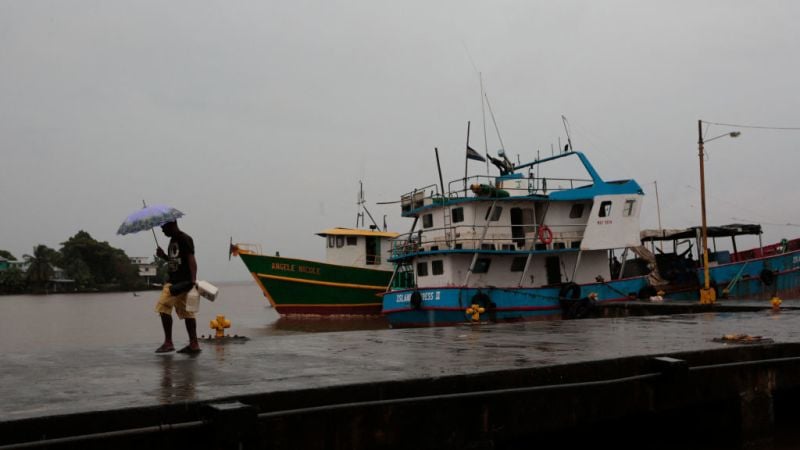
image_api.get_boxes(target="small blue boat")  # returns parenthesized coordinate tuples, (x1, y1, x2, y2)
(382, 150, 651, 327)
(639, 225, 800, 301)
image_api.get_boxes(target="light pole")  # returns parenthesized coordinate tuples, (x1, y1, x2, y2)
(697, 119, 741, 304)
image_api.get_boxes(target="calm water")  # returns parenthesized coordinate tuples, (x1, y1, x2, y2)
(0, 281, 389, 353)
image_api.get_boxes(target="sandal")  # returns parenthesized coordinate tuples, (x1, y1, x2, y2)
(155, 343, 175, 353)
(177, 345, 201, 354)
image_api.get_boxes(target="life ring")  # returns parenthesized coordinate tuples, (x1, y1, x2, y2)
(410, 291, 423, 310)
(559, 282, 581, 300)
(538, 225, 554, 245)
(760, 269, 775, 286)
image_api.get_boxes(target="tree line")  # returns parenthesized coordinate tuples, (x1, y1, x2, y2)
(0, 230, 165, 295)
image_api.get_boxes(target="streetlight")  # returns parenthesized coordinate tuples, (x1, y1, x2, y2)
(697, 120, 741, 304)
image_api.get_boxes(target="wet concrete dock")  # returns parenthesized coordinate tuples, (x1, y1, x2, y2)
(3, 302, 800, 449)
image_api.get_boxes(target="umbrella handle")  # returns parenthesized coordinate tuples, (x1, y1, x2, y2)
(143, 199, 160, 248)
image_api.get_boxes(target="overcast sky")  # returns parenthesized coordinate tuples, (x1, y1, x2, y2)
(2, 1, 799, 282)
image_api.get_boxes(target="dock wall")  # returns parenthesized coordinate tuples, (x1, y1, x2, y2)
(3, 343, 800, 449)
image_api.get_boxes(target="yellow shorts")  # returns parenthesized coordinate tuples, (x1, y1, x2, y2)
(155, 284, 195, 319)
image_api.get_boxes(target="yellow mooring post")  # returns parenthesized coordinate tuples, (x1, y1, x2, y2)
(466, 304, 485, 322)
(210, 314, 231, 338)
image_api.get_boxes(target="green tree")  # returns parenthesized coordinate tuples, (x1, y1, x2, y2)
(24, 245, 56, 291)
(63, 257, 92, 290)
(60, 231, 141, 290)
(0, 266, 26, 294)
(0, 250, 17, 261)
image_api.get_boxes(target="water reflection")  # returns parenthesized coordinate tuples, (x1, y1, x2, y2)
(270, 315, 390, 333)
(157, 354, 197, 403)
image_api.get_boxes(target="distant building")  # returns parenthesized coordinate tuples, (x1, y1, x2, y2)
(0, 259, 26, 272)
(130, 256, 158, 286)
(48, 265, 75, 292)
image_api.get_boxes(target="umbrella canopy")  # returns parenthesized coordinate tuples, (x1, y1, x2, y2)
(117, 204, 184, 235)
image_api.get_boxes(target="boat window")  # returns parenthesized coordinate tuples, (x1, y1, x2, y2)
(599, 201, 612, 218)
(569, 204, 584, 219)
(336, 236, 344, 248)
(416, 262, 429, 277)
(623, 199, 636, 217)
(422, 214, 433, 228)
(511, 256, 527, 272)
(346, 236, 358, 246)
(328, 236, 335, 248)
(473, 258, 491, 274)
(484, 206, 503, 221)
(432, 260, 444, 275)
(452, 207, 464, 223)
(554, 242, 566, 250)
(571, 240, 582, 249)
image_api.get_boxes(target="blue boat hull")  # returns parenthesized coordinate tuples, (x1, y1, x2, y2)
(663, 249, 800, 301)
(382, 277, 649, 327)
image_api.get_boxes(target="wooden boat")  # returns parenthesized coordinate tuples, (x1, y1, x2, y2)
(232, 227, 398, 315)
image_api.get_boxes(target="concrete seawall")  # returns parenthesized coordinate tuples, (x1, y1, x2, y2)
(3, 305, 800, 449)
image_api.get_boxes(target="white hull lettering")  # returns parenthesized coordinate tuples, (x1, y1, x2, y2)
(396, 291, 441, 303)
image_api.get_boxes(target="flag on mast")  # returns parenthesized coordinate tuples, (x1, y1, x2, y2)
(466, 145, 486, 162)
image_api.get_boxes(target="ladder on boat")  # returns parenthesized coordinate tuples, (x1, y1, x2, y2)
(443, 205, 453, 249)
(463, 200, 497, 286)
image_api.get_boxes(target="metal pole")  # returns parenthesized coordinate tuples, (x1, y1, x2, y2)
(698, 120, 715, 304)
(435, 148, 445, 197)
(654, 180, 663, 253)
(464, 121, 471, 194)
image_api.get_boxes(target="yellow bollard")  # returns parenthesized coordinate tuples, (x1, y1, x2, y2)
(771, 297, 782, 310)
(465, 304, 485, 322)
(210, 314, 232, 338)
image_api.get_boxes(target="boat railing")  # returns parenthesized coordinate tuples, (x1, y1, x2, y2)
(402, 175, 595, 215)
(444, 175, 594, 199)
(400, 184, 440, 213)
(731, 236, 800, 262)
(390, 223, 586, 258)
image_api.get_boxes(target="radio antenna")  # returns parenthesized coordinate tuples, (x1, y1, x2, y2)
(561, 115, 574, 152)
(356, 181, 380, 230)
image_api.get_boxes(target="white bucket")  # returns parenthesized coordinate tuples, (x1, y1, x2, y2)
(185, 287, 201, 312)
(196, 280, 218, 301)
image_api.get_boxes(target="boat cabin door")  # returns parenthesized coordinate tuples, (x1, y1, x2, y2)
(545, 256, 562, 285)
(365, 236, 380, 265)
(511, 207, 535, 248)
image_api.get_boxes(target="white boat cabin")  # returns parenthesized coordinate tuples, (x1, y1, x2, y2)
(391, 151, 645, 290)
(317, 228, 399, 271)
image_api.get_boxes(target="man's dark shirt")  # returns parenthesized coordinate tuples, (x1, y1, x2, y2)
(166, 231, 194, 284)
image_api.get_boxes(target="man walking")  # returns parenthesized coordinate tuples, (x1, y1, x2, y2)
(154, 220, 200, 354)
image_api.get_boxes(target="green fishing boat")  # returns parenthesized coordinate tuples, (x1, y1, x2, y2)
(232, 227, 398, 315)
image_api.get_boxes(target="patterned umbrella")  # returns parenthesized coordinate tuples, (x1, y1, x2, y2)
(117, 204, 184, 236)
